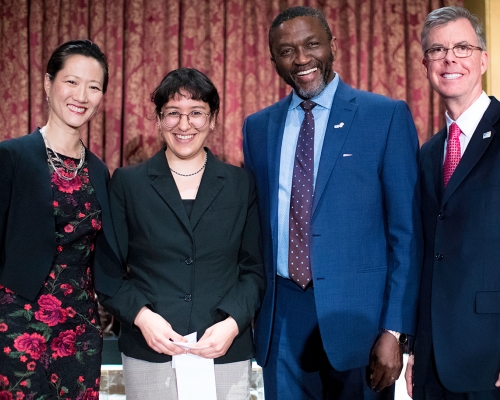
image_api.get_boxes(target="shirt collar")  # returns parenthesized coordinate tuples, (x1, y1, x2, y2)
(445, 91, 491, 138)
(289, 72, 339, 111)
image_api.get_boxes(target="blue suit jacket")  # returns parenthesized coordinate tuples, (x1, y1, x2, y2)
(243, 78, 422, 371)
(414, 97, 500, 392)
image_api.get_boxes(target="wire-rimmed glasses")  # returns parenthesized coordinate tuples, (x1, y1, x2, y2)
(424, 44, 483, 61)
(160, 110, 211, 130)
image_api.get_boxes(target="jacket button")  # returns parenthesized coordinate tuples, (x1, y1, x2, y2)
(438, 212, 444, 219)
(184, 257, 193, 265)
(435, 253, 443, 261)
(184, 294, 192, 302)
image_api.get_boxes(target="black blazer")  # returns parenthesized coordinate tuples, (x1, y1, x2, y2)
(99, 148, 266, 364)
(0, 129, 122, 301)
(414, 97, 500, 392)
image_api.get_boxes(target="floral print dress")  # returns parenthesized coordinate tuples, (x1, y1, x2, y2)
(0, 151, 102, 400)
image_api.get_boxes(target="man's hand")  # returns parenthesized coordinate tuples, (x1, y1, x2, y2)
(369, 331, 403, 392)
(189, 317, 239, 359)
(134, 306, 186, 355)
(495, 373, 500, 387)
(405, 354, 414, 398)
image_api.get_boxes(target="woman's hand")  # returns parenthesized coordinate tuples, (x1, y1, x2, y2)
(188, 317, 239, 359)
(134, 306, 187, 355)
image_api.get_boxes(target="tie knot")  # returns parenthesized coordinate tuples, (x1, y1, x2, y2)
(449, 122, 461, 140)
(300, 100, 316, 112)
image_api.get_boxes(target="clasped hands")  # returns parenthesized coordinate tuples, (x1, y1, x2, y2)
(368, 331, 404, 392)
(133, 307, 239, 358)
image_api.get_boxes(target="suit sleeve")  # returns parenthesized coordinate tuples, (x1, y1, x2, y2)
(379, 100, 423, 335)
(98, 168, 153, 329)
(215, 174, 266, 333)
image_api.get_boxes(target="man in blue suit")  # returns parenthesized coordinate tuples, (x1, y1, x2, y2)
(243, 6, 422, 399)
(405, 6, 500, 399)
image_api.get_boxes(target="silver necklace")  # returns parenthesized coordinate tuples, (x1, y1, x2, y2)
(40, 126, 85, 181)
(170, 152, 207, 177)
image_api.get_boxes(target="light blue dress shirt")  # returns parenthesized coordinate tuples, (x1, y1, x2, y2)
(277, 74, 339, 278)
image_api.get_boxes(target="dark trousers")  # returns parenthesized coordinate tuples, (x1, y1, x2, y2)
(413, 349, 500, 400)
(262, 276, 394, 400)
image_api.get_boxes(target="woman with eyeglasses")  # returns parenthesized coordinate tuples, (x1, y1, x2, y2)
(99, 68, 265, 400)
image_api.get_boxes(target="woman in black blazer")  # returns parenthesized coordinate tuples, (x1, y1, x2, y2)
(99, 68, 266, 399)
(0, 40, 121, 398)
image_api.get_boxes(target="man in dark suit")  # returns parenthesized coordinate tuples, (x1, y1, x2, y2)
(405, 6, 500, 400)
(242, 6, 422, 399)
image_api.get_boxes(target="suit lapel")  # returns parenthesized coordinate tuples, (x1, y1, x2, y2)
(190, 149, 225, 231)
(429, 129, 446, 205)
(86, 150, 122, 256)
(441, 98, 500, 206)
(312, 80, 357, 215)
(28, 129, 55, 217)
(87, 152, 108, 219)
(148, 149, 193, 238)
(268, 95, 292, 238)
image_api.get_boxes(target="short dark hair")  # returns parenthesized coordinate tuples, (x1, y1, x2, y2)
(269, 6, 333, 51)
(151, 68, 220, 118)
(46, 39, 109, 93)
(421, 6, 486, 52)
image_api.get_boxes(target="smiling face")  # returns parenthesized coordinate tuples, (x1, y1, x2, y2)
(159, 90, 214, 162)
(45, 54, 104, 131)
(422, 18, 488, 116)
(270, 16, 336, 99)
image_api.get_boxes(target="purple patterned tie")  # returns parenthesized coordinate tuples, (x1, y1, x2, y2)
(289, 100, 316, 289)
(443, 122, 461, 187)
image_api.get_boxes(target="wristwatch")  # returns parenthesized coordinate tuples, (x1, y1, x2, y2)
(385, 329, 408, 345)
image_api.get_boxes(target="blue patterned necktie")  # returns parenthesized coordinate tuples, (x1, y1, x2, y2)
(289, 100, 316, 289)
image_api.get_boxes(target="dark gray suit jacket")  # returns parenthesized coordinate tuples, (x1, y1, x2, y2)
(414, 97, 500, 392)
(0, 128, 122, 301)
(99, 148, 266, 364)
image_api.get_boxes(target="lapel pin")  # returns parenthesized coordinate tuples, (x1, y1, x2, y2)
(334, 122, 344, 129)
(483, 131, 492, 139)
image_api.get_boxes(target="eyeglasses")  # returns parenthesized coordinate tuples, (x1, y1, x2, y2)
(424, 44, 483, 61)
(160, 110, 211, 130)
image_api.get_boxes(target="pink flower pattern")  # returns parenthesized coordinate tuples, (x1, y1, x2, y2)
(0, 154, 102, 398)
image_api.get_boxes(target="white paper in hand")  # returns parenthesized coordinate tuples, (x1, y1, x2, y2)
(172, 332, 216, 400)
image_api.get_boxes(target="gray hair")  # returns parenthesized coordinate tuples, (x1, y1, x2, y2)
(421, 6, 486, 52)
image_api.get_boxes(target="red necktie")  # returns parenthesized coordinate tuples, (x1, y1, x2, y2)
(289, 100, 316, 289)
(443, 122, 461, 187)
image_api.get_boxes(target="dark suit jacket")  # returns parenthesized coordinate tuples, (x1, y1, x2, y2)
(0, 128, 122, 301)
(243, 78, 422, 371)
(99, 148, 266, 364)
(414, 97, 500, 392)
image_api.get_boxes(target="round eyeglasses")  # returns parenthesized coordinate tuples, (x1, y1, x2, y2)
(160, 110, 211, 130)
(424, 44, 483, 61)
